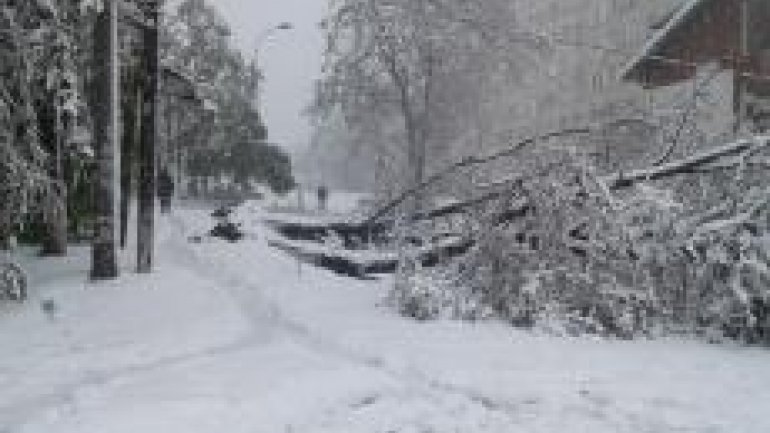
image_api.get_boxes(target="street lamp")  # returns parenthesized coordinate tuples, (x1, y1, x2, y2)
(255, 22, 294, 49)
(252, 22, 294, 110)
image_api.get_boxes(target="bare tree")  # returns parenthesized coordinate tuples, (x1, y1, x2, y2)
(319, 0, 458, 212)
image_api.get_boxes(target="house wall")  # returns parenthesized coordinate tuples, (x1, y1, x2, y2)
(634, 0, 770, 84)
(632, 0, 770, 131)
(641, 0, 741, 87)
(746, 0, 770, 96)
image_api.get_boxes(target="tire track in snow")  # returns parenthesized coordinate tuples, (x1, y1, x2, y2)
(176, 215, 532, 428)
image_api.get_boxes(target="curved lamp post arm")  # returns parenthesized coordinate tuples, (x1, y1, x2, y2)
(251, 22, 293, 110)
(254, 22, 294, 52)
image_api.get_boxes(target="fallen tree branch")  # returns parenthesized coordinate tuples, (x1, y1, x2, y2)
(278, 135, 770, 251)
(687, 157, 770, 173)
(396, 135, 769, 228)
(603, 135, 770, 190)
(364, 127, 592, 225)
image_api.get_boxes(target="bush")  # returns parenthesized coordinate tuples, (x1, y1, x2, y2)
(1, 261, 27, 302)
(389, 152, 667, 339)
(388, 143, 770, 344)
(390, 265, 490, 321)
(392, 262, 659, 339)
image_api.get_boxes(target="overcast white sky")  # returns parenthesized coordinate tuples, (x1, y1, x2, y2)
(210, 0, 326, 153)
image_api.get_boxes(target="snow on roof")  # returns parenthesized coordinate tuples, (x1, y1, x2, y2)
(619, 0, 708, 81)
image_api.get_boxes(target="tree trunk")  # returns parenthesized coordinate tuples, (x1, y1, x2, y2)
(90, 0, 119, 280)
(41, 95, 68, 256)
(120, 81, 141, 249)
(137, 6, 160, 273)
(404, 114, 424, 216)
(165, 99, 175, 203)
(0, 212, 10, 251)
(41, 184, 67, 256)
(176, 109, 183, 199)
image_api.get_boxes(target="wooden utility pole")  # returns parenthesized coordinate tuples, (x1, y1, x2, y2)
(137, 1, 160, 273)
(91, 0, 120, 280)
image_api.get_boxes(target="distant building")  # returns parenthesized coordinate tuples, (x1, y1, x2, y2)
(621, 0, 770, 131)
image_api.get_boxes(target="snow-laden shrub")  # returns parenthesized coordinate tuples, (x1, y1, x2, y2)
(686, 226, 770, 345)
(388, 138, 770, 344)
(392, 270, 449, 321)
(441, 151, 658, 337)
(391, 260, 658, 339)
(390, 148, 665, 339)
(390, 266, 490, 321)
(1, 261, 28, 302)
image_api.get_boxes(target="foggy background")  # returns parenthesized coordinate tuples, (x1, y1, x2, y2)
(210, 0, 327, 183)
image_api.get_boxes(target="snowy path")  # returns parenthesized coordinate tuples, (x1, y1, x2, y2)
(2, 203, 770, 432)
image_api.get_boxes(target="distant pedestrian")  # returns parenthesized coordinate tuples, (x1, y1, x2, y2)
(317, 185, 328, 212)
(158, 168, 174, 213)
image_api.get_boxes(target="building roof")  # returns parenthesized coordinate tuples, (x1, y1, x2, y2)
(619, 0, 708, 81)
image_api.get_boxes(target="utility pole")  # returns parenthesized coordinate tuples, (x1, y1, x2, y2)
(91, 0, 120, 280)
(137, 0, 160, 273)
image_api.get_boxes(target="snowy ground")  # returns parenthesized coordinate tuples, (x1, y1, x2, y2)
(2, 201, 770, 433)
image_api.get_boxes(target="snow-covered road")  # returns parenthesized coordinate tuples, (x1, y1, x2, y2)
(2, 202, 770, 433)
